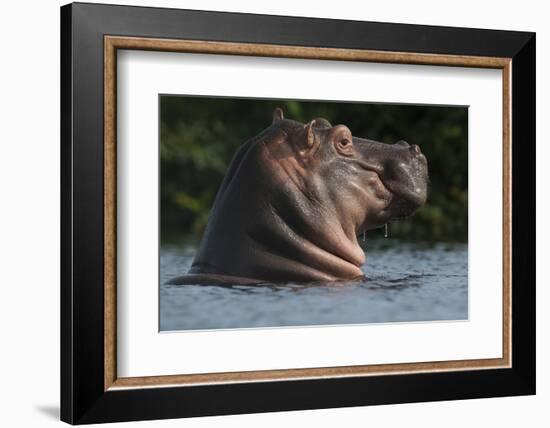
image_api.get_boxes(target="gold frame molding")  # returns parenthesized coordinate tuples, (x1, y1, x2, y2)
(104, 35, 512, 391)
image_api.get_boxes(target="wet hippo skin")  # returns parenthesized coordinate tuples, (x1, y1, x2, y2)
(168, 108, 428, 285)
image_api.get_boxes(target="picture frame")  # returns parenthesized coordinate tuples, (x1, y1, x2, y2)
(60, 2, 535, 424)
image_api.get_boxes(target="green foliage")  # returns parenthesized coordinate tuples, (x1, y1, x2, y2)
(160, 96, 468, 242)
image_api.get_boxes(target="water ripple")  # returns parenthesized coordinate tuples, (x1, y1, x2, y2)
(160, 240, 468, 330)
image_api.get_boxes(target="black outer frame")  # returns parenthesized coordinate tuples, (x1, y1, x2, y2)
(60, 2, 535, 424)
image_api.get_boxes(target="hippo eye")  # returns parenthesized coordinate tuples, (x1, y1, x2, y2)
(335, 133, 354, 155)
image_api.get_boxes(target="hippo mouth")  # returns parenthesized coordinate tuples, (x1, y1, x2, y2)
(353, 150, 428, 218)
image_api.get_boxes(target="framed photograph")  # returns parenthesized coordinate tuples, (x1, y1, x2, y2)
(60, 2, 535, 424)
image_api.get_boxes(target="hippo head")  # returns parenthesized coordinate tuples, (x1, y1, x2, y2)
(268, 107, 428, 236)
(181, 107, 429, 284)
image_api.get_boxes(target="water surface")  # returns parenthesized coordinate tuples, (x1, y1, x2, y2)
(160, 240, 467, 331)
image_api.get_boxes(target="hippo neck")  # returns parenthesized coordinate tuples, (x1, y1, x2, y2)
(248, 192, 367, 281)
(258, 134, 366, 280)
(191, 136, 366, 283)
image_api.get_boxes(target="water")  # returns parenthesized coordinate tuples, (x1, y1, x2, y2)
(160, 240, 468, 331)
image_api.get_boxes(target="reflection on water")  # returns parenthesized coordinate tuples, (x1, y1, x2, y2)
(160, 240, 468, 331)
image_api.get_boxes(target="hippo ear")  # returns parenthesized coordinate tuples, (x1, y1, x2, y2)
(272, 107, 284, 123)
(304, 120, 316, 149)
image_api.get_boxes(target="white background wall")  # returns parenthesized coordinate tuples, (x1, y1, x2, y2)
(0, 0, 546, 427)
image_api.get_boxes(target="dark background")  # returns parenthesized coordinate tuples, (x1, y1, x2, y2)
(160, 96, 468, 243)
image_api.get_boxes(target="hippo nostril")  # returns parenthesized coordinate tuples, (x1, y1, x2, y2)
(410, 144, 421, 154)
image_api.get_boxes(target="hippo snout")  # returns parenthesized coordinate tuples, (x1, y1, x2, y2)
(353, 137, 428, 217)
(382, 142, 428, 213)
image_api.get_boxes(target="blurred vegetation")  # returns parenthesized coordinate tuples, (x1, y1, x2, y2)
(161, 96, 467, 243)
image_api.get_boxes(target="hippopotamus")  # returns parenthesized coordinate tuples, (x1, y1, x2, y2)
(168, 108, 428, 285)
